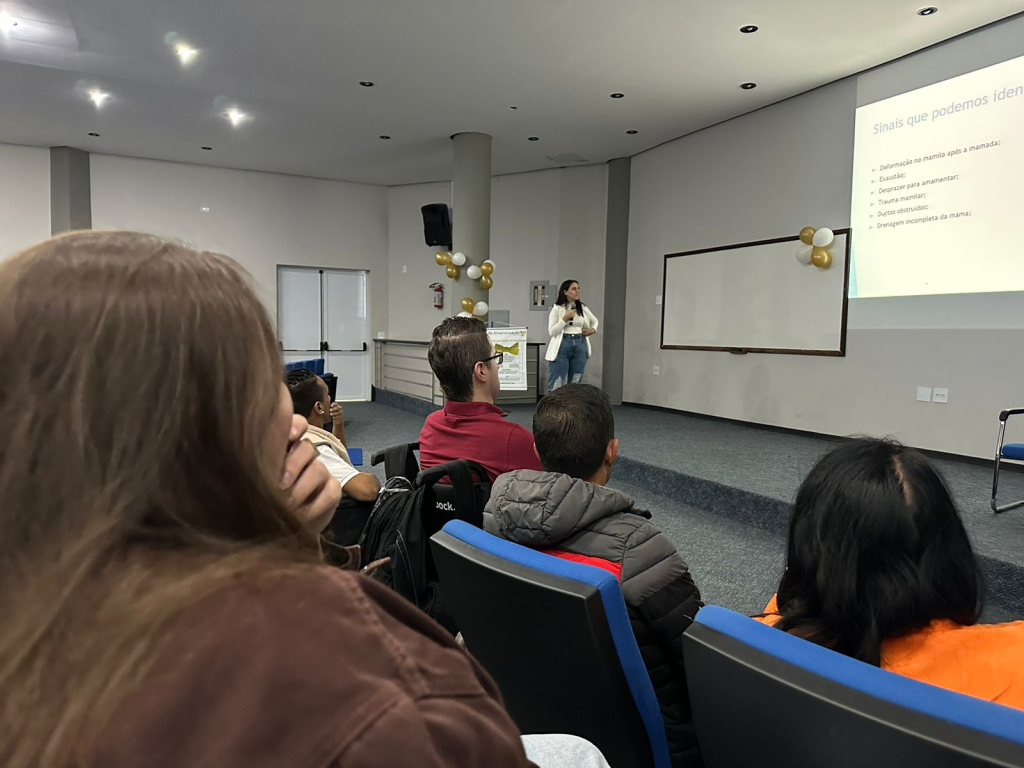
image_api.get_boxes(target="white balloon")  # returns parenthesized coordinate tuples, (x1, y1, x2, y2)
(811, 227, 834, 248)
(466, 265, 482, 280)
(450, 252, 467, 266)
(457, 311, 473, 318)
(795, 245, 813, 265)
(473, 301, 489, 316)
(483, 259, 495, 267)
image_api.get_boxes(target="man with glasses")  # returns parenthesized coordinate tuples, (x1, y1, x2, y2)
(419, 317, 542, 482)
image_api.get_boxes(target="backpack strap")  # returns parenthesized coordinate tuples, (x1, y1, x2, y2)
(371, 442, 421, 481)
(416, 459, 489, 523)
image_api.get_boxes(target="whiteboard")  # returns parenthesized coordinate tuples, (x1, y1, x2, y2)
(660, 231, 851, 356)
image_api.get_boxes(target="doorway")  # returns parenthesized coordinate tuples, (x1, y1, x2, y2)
(277, 266, 370, 401)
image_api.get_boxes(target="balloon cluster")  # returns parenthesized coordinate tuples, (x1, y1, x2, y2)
(434, 250, 496, 317)
(457, 298, 490, 319)
(795, 227, 835, 270)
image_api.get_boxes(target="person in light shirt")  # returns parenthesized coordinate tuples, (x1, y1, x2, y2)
(546, 280, 599, 392)
(285, 368, 380, 504)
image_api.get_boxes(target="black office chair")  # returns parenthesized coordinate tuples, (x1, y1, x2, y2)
(684, 606, 1024, 768)
(431, 521, 671, 768)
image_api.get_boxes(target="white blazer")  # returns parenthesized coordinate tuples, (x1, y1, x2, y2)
(546, 303, 599, 362)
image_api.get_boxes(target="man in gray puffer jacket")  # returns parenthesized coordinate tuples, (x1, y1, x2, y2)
(484, 384, 704, 768)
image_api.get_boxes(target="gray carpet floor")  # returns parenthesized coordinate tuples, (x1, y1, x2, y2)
(342, 400, 1023, 622)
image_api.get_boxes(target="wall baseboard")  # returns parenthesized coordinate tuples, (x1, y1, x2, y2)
(620, 400, 1015, 473)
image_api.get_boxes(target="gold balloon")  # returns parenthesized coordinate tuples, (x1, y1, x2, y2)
(811, 246, 833, 269)
(461, 297, 475, 313)
(435, 251, 451, 265)
(445, 264, 459, 279)
(480, 261, 494, 276)
(799, 226, 816, 246)
(478, 274, 493, 290)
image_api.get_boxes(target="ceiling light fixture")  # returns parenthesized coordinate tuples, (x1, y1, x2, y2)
(175, 43, 199, 65)
(88, 132, 100, 137)
(626, 130, 638, 135)
(1, 10, 18, 29)
(88, 89, 110, 107)
(379, 135, 391, 140)
(359, 81, 374, 87)
(528, 136, 539, 141)
(917, 7, 938, 15)
(224, 108, 247, 127)
(740, 82, 757, 90)
(610, 93, 624, 99)
(740, 25, 759, 33)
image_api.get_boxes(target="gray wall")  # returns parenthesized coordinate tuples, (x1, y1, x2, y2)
(624, 16, 1024, 458)
(0, 143, 51, 260)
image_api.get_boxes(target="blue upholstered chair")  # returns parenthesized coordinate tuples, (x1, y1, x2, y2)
(684, 606, 1024, 768)
(993, 407, 1024, 513)
(430, 520, 671, 768)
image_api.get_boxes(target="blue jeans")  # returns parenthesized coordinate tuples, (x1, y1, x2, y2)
(547, 334, 588, 392)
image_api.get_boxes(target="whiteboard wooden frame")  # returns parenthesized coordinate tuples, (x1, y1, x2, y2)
(660, 229, 852, 357)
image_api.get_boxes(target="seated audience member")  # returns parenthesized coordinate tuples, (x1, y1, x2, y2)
(419, 316, 542, 482)
(758, 438, 1024, 710)
(286, 367, 381, 503)
(485, 384, 705, 767)
(0, 231, 537, 768)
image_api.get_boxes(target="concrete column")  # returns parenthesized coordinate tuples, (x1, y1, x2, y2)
(50, 147, 92, 234)
(451, 132, 491, 315)
(602, 157, 630, 404)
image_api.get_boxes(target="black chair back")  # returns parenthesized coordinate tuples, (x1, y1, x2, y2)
(684, 606, 1024, 768)
(431, 524, 666, 768)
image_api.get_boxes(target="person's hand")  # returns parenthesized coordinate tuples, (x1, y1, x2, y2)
(562, 309, 577, 323)
(281, 415, 341, 534)
(582, 328, 596, 337)
(329, 402, 344, 424)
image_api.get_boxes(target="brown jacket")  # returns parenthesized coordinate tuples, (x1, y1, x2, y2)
(98, 566, 533, 768)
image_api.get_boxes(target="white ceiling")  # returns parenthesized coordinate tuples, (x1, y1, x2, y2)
(0, 0, 1021, 186)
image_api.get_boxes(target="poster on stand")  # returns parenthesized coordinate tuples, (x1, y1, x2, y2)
(487, 327, 528, 391)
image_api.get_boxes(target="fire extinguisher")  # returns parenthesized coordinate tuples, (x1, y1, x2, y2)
(430, 282, 444, 309)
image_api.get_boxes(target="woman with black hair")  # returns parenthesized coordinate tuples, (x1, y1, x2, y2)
(758, 438, 1024, 709)
(546, 280, 599, 392)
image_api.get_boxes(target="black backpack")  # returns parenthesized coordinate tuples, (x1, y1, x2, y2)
(358, 458, 489, 634)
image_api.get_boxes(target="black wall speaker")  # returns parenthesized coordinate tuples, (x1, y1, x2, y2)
(421, 203, 452, 249)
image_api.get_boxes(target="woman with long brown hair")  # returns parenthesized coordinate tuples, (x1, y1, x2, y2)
(0, 231, 533, 767)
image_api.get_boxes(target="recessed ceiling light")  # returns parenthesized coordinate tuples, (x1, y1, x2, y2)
(224, 108, 247, 127)
(201, 146, 212, 151)
(175, 43, 199, 65)
(87, 89, 110, 108)
(509, 106, 518, 110)
(917, 7, 938, 15)
(740, 82, 757, 90)
(87, 132, 100, 137)
(528, 136, 539, 141)
(379, 135, 391, 140)
(0, 10, 18, 30)
(626, 130, 638, 135)
(740, 25, 759, 33)
(359, 81, 374, 87)
(610, 93, 624, 99)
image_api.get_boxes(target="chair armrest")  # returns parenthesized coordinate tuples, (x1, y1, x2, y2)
(371, 442, 420, 466)
(999, 408, 1024, 422)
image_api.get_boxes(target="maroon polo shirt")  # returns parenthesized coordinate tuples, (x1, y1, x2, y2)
(418, 400, 543, 482)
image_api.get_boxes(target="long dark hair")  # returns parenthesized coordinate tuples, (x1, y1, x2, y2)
(772, 438, 982, 666)
(555, 279, 585, 316)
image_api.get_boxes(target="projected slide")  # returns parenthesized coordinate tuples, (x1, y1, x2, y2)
(851, 54, 1024, 298)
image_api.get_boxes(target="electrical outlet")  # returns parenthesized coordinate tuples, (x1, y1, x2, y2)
(200, 206, 210, 213)
(916, 386, 932, 403)
(655, 294, 662, 306)
(652, 365, 660, 376)
(402, 265, 407, 273)
(933, 388, 949, 404)
(377, 331, 385, 339)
